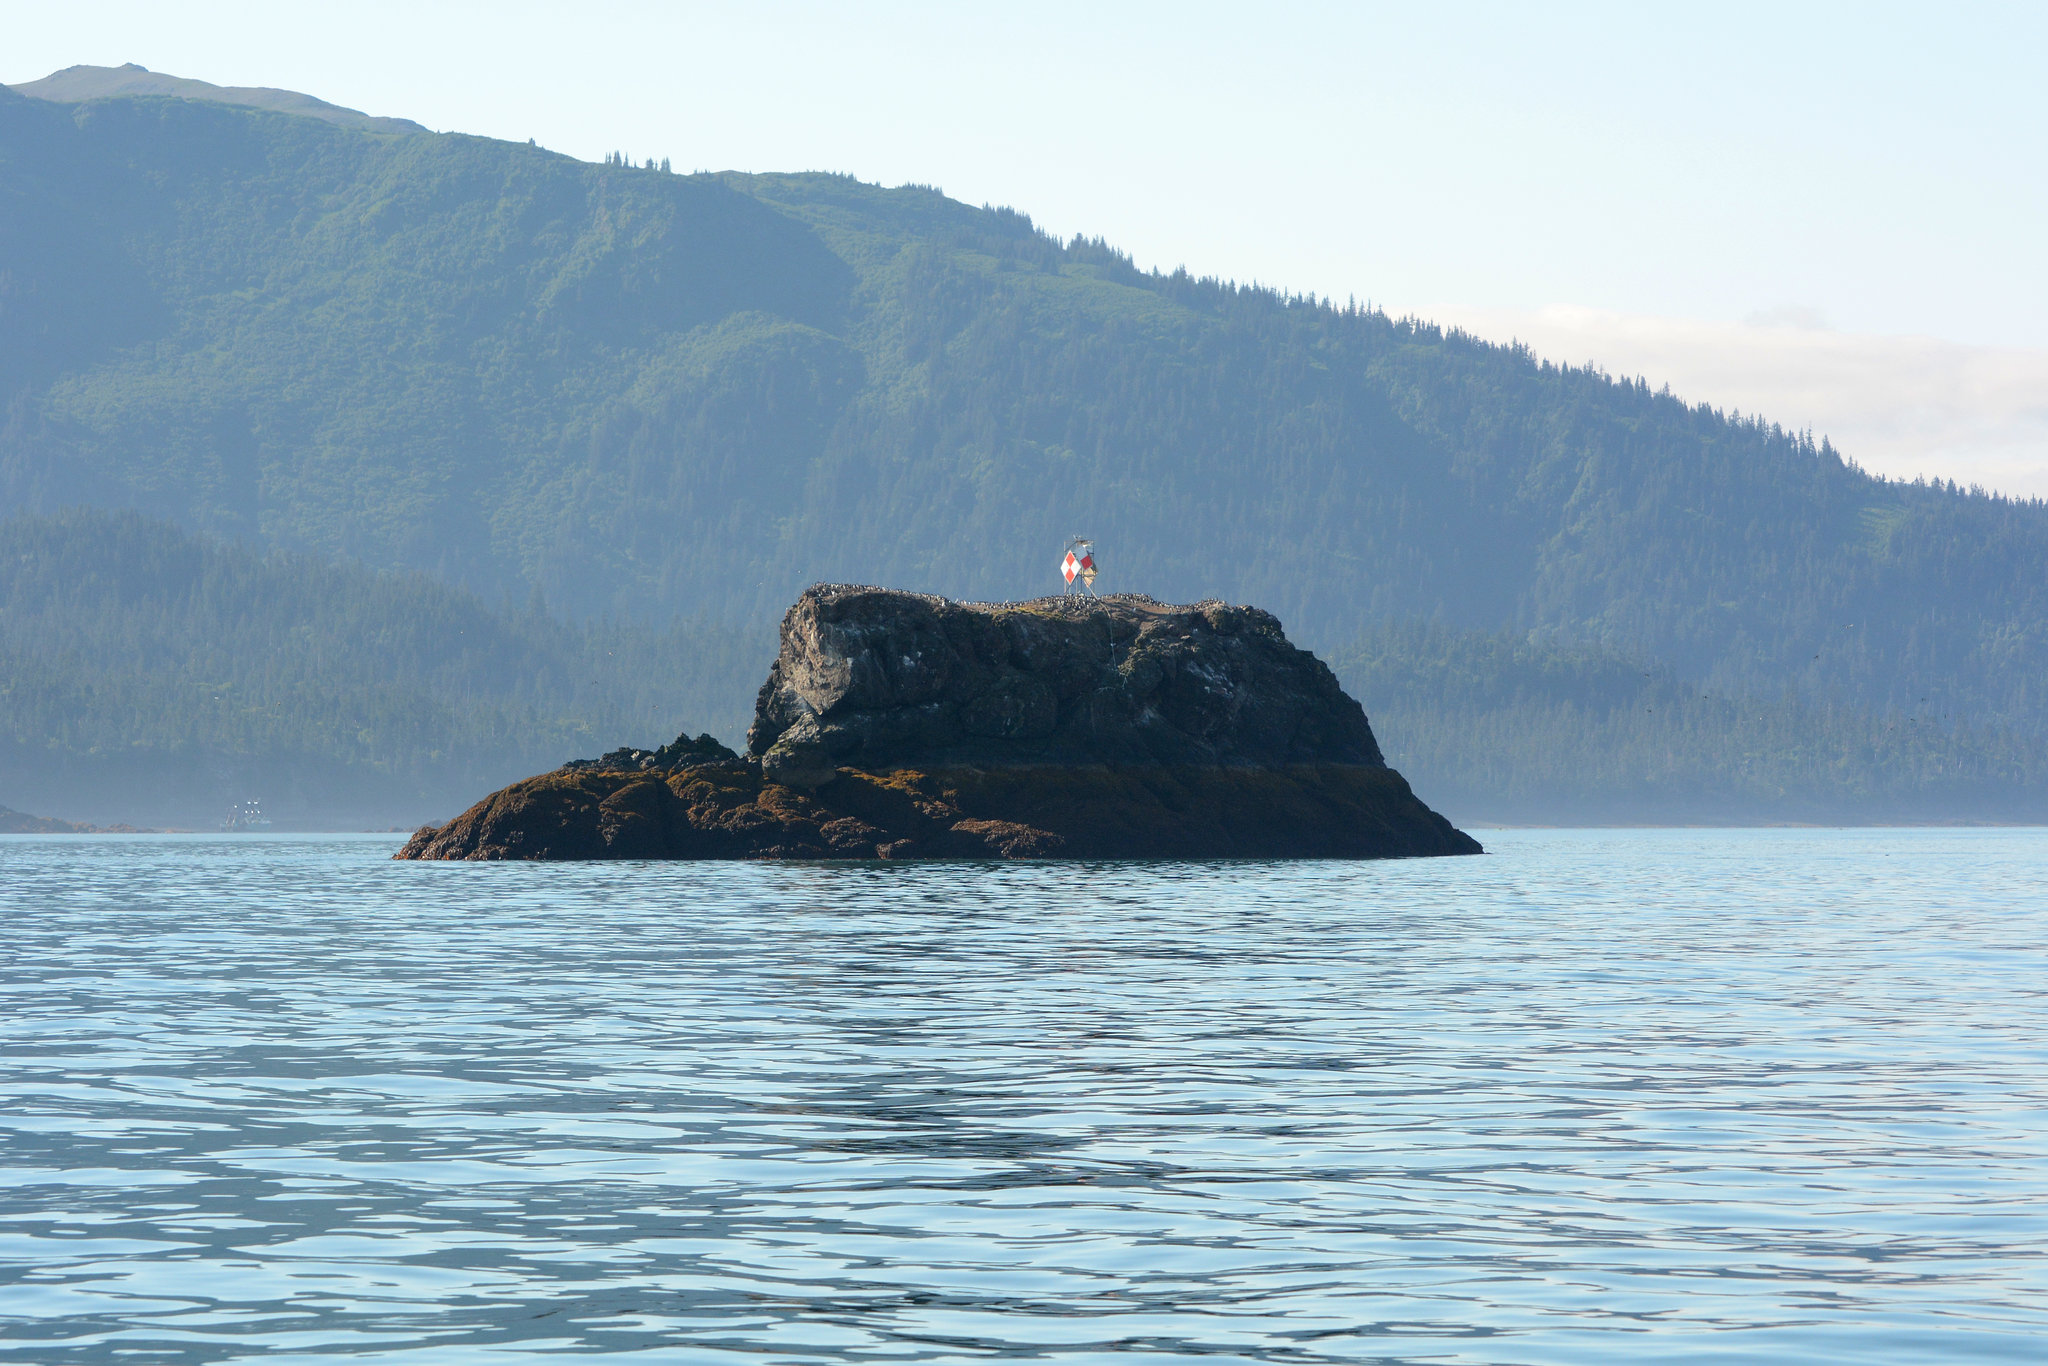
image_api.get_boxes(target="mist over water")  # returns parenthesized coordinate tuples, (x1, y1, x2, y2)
(3, 831, 2045, 1363)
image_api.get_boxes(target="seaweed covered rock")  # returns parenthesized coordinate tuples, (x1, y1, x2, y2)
(397, 586, 1480, 862)
(394, 755, 1472, 862)
(396, 762, 1068, 862)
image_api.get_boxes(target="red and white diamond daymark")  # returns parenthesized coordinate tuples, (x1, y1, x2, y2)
(1062, 551, 1079, 583)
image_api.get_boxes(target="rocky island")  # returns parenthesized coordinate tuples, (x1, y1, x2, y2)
(397, 587, 1480, 861)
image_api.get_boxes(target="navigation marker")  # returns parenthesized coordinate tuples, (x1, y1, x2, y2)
(1061, 537, 1099, 597)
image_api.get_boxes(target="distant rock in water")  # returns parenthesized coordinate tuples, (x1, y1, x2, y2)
(398, 587, 1479, 861)
(0, 804, 148, 834)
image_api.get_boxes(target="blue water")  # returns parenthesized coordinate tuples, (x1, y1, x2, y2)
(2, 830, 2045, 1364)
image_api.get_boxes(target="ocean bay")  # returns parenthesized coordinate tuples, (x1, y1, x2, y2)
(2, 830, 2045, 1362)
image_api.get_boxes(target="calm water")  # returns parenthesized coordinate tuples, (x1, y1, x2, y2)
(2, 830, 2045, 1364)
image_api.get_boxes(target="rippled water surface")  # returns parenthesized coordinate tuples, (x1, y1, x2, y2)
(3, 829, 2046, 1363)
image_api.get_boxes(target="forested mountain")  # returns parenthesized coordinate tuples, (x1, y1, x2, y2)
(0, 511, 752, 827)
(6, 506, 2021, 828)
(3, 71, 2045, 822)
(1333, 624, 2048, 825)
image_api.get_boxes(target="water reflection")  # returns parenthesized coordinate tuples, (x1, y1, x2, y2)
(0, 830, 2045, 1362)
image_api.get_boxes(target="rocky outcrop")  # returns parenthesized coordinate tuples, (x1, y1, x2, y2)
(397, 586, 1479, 861)
(747, 588, 1384, 785)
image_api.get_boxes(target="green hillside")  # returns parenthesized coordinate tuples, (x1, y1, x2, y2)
(0, 510, 754, 828)
(2, 74, 2045, 820)
(11, 63, 425, 133)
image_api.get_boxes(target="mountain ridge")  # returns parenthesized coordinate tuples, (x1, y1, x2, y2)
(9, 63, 424, 133)
(2, 68, 2044, 819)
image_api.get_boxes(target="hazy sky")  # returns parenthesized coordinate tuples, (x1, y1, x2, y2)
(8, 1, 2046, 490)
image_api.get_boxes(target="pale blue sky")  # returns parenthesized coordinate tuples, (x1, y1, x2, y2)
(7, 1, 2047, 486)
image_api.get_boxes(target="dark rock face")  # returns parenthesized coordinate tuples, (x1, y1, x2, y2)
(747, 587, 1384, 785)
(396, 586, 1479, 862)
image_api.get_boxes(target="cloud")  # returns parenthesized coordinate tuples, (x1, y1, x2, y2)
(1423, 304, 2048, 499)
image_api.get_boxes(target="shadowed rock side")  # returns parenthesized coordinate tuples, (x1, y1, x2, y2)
(398, 587, 1480, 861)
(746, 588, 1385, 783)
